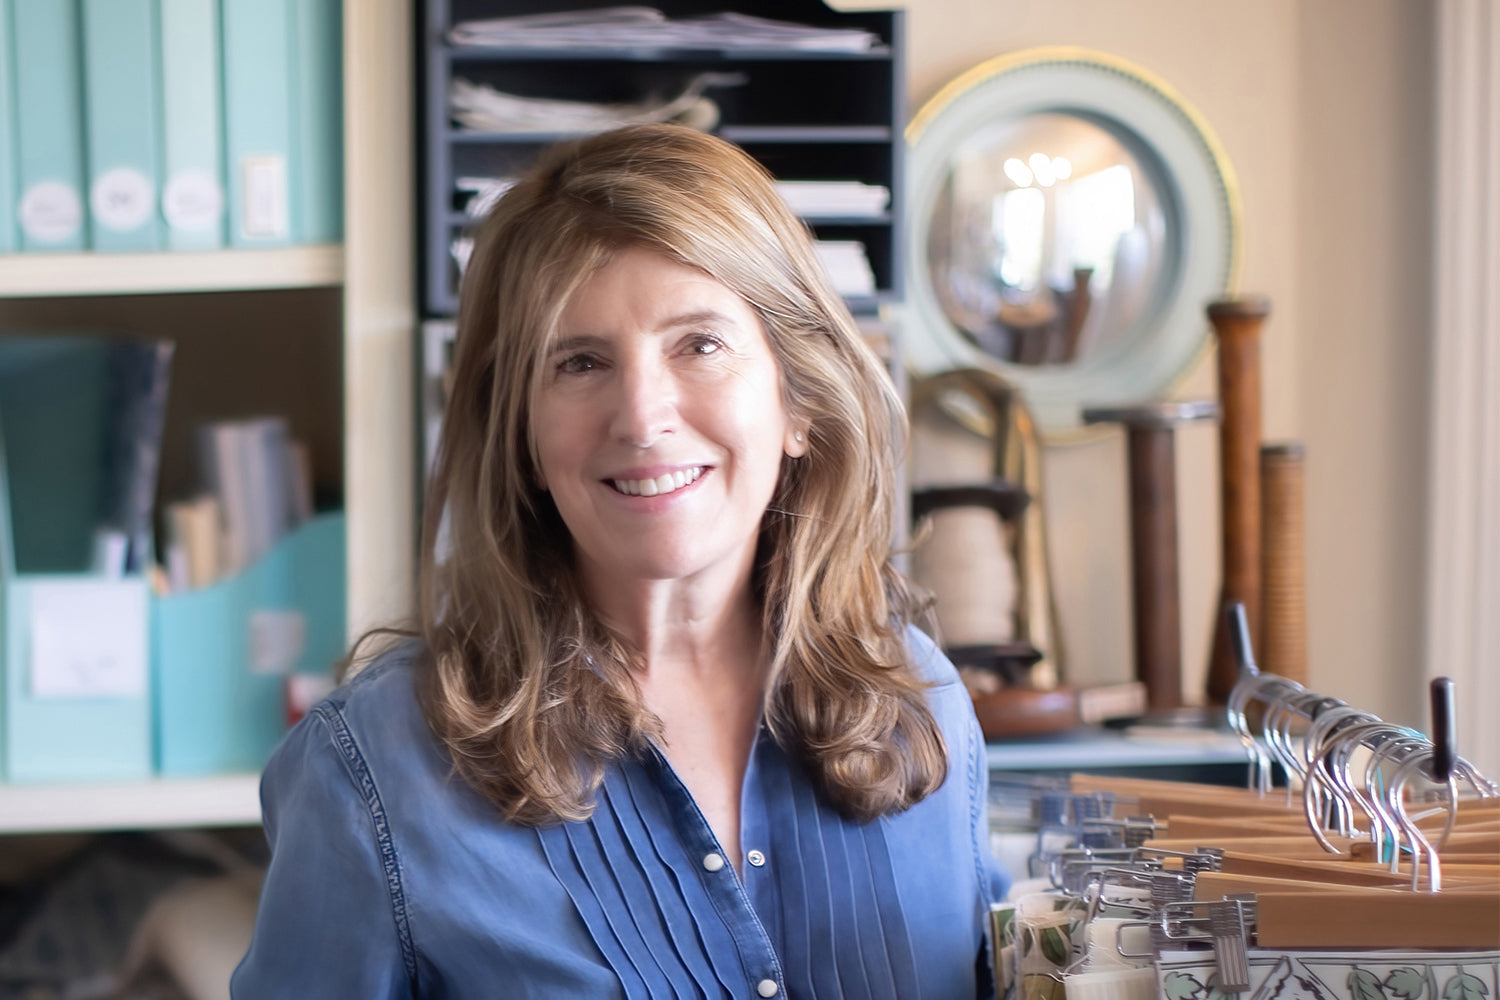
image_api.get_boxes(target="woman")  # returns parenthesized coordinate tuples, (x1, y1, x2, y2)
(234, 124, 1008, 998)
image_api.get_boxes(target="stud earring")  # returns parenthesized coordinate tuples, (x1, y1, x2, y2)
(795, 431, 805, 443)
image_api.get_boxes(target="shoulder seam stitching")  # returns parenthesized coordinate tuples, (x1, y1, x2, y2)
(314, 701, 422, 990)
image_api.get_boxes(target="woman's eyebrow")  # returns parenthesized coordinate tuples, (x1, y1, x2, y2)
(546, 334, 609, 357)
(552, 310, 738, 351)
(658, 309, 733, 331)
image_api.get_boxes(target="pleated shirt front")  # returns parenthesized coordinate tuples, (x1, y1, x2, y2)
(232, 631, 1008, 999)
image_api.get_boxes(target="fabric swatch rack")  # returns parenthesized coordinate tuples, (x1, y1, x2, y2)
(988, 603, 1499, 1000)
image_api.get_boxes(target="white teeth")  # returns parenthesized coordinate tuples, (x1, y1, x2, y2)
(612, 466, 704, 497)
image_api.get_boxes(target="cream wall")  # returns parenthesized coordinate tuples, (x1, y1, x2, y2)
(899, 0, 1433, 727)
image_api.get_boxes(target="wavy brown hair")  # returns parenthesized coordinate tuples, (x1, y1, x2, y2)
(420, 123, 945, 824)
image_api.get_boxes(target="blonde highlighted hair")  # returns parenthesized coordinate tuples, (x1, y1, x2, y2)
(421, 123, 945, 824)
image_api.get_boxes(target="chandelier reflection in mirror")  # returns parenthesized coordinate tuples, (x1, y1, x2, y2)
(931, 113, 1168, 368)
(907, 48, 1240, 434)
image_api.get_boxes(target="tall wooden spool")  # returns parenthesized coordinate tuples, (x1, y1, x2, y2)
(1260, 441, 1308, 684)
(1083, 400, 1219, 712)
(1205, 296, 1270, 703)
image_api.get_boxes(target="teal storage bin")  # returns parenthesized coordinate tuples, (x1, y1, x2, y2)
(1, 337, 154, 783)
(152, 510, 346, 775)
(3, 575, 153, 782)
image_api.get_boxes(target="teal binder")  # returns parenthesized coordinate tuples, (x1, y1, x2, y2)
(82, 0, 165, 252)
(0, 0, 18, 253)
(290, 0, 343, 245)
(221, 0, 293, 247)
(11, 0, 87, 251)
(159, 0, 224, 250)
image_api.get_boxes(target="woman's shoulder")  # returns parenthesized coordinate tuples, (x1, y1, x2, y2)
(301, 639, 429, 743)
(327, 636, 426, 715)
(265, 637, 446, 797)
(900, 622, 981, 734)
(901, 622, 961, 687)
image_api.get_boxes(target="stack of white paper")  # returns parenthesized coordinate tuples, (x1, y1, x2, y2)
(449, 72, 739, 134)
(776, 180, 890, 219)
(449, 7, 880, 53)
(813, 240, 877, 299)
(456, 176, 516, 218)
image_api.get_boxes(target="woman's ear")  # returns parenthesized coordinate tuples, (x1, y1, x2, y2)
(784, 424, 809, 458)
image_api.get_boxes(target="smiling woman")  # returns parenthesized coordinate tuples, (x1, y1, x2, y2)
(232, 124, 1008, 999)
(534, 249, 802, 601)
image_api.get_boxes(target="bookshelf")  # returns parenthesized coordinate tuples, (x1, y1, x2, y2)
(0, 3, 415, 835)
(0, 773, 261, 835)
(420, 0, 906, 318)
(0, 247, 344, 298)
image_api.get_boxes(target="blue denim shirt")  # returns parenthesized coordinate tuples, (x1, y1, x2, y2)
(232, 627, 1008, 998)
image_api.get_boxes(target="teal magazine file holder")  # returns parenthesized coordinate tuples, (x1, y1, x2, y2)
(0, 337, 154, 783)
(153, 510, 346, 775)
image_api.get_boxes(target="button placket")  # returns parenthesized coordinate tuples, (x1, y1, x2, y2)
(645, 737, 785, 996)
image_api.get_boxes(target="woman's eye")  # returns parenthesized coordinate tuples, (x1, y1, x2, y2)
(556, 353, 602, 375)
(685, 335, 723, 356)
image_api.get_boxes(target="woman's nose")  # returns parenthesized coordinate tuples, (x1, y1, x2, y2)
(609, 357, 677, 448)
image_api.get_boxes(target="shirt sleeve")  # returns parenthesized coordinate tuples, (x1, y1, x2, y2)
(967, 706, 1011, 907)
(231, 706, 416, 999)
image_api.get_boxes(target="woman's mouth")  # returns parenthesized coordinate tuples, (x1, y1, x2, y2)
(610, 466, 706, 497)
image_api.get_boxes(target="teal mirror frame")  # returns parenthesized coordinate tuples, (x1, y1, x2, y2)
(905, 47, 1242, 438)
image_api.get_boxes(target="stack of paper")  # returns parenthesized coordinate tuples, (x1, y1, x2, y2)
(456, 176, 516, 218)
(776, 180, 890, 219)
(449, 7, 880, 53)
(813, 240, 877, 299)
(449, 72, 739, 134)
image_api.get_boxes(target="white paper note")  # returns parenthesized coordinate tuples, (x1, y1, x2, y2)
(249, 609, 306, 675)
(29, 580, 148, 698)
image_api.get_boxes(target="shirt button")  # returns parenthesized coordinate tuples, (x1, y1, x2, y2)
(747, 849, 766, 867)
(757, 980, 779, 998)
(702, 852, 725, 872)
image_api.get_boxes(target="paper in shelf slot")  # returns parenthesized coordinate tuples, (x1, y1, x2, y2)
(448, 8, 881, 53)
(813, 240, 877, 300)
(456, 176, 517, 219)
(776, 180, 890, 219)
(449, 72, 741, 135)
(0, 335, 170, 782)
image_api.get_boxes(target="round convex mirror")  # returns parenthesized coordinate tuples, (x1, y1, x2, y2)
(906, 48, 1241, 436)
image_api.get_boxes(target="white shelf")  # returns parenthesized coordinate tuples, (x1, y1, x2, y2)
(988, 726, 1250, 772)
(0, 245, 344, 297)
(0, 773, 262, 835)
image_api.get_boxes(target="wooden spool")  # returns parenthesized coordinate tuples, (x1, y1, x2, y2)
(1083, 400, 1219, 712)
(1205, 296, 1270, 703)
(1260, 441, 1308, 684)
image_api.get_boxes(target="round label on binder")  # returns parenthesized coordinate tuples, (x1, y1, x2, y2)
(18, 181, 83, 243)
(163, 170, 224, 231)
(91, 167, 156, 231)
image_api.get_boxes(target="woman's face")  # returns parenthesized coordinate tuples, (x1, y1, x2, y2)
(532, 247, 807, 595)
